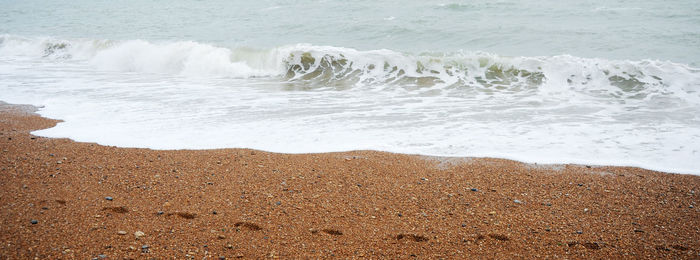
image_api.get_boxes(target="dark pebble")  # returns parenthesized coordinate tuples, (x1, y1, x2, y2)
(577, 183, 583, 187)
(397, 213, 402, 217)
(470, 188, 478, 192)
(98, 254, 106, 258)
(30, 220, 38, 224)
(141, 245, 149, 249)
(275, 201, 281, 206)
(576, 230, 583, 234)
(461, 224, 466, 227)
(212, 211, 217, 215)
(105, 196, 113, 201)
(219, 257, 226, 260)
(157, 211, 164, 215)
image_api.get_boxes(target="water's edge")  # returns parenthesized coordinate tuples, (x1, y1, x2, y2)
(3, 101, 689, 176)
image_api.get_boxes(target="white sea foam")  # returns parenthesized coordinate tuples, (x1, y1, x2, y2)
(1, 35, 699, 174)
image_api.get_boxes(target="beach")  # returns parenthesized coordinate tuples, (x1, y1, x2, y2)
(1, 102, 698, 258)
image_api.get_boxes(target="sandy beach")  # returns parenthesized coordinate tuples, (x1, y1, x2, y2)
(0, 102, 698, 259)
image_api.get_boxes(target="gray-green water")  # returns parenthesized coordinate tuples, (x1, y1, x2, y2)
(3, 0, 699, 65)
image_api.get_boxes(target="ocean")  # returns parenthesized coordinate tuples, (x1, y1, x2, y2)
(1, 0, 699, 174)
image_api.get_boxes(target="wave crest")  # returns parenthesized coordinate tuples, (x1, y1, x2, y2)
(1, 34, 698, 101)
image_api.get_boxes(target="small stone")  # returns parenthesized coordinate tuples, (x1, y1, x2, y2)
(219, 256, 226, 260)
(105, 197, 113, 201)
(584, 208, 589, 212)
(470, 188, 478, 192)
(117, 230, 127, 235)
(56, 161, 62, 164)
(134, 231, 145, 238)
(275, 201, 281, 206)
(397, 213, 402, 217)
(225, 244, 234, 249)
(577, 183, 583, 187)
(163, 202, 171, 207)
(514, 200, 522, 204)
(212, 211, 217, 215)
(157, 211, 164, 215)
(30, 220, 38, 224)
(576, 230, 583, 234)
(488, 211, 496, 215)
(218, 234, 226, 239)
(98, 254, 106, 259)
(690, 205, 694, 209)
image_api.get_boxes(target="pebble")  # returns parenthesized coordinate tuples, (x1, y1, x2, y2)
(117, 230, 127, 235)
(225, 244, 234, 249)
(105, 196, 113, 201)
(98, 254, 106, 258)
(275, 201, 282, 206)
(212, 211, 217, 215)
(134, 231, 145, 238)
(514, 200, 522, 204)
(576, 230, 583, 234)
(157, 211, 164, 215)
(30, 219, 38, 224)
(471, 188, 478, 192)
(690, 205, 694, 209)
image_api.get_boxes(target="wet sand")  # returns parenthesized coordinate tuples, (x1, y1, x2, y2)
(1, 102, 698, 259)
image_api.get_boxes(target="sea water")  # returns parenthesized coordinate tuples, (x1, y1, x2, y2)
(1, 0, 699, 174)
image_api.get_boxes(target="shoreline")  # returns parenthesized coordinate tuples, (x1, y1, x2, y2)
(1, 102, 698, 258)
(15, 100, 696, 176)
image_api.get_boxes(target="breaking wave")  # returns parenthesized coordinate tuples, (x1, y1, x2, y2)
(1, 34, 698, 102)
